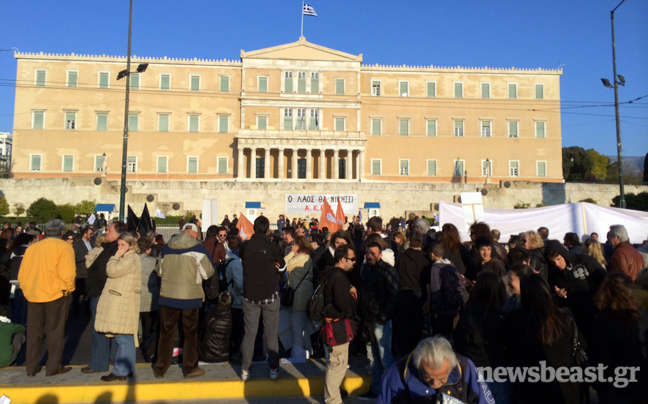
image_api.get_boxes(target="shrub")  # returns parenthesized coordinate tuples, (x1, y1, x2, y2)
(612, 192, 648, 212)
(57, 203, 76, 223)
(76, 200, 96, 215)
(14, 203, 25, 218)
(579, 198, 597, 204)
(0, 196, 9, 216)
(27, 198, 58, 223)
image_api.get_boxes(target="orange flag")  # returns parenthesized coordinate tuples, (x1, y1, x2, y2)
(236, 212, 254, 241)
(335, 196, 346, 230)
(320, 197, 340, 233)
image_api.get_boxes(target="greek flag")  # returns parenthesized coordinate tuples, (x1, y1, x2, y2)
(303, 4, 318, 17)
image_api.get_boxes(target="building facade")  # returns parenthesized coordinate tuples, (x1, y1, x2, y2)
(12, 37, 563, 184)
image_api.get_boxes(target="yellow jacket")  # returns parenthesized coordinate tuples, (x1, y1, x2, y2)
(18, 237, 76, 303)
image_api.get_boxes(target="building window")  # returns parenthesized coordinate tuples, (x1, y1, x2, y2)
(190, 75, 200, 92)
(509, 161, 520, 177)
(399, 160, 409, 176)
(32, 110, 45, 129)
(188, 114, 200, 132)
(371, 118, 381, 136)
(399, 119, 409, 136)
(30, 154, 42, 171)
(371, 159, 382, 175)
(67, 71, 78, 88)
(334, 117, 345, 132)
(454, 82, 463, 98)
(94, 155, 104, 172)
(335, 78, 345, 95)
(284, 71, 293, 93)
(220, 75, 229, 92)
(481, 82, 490, 99)
(97, 112, 108, 131)
(99, 72, 109, 89)
(426, 81, 436, 97)
(508, 83, 517, 99)
(427, 119, 437, 137)
(284, 109, 293, 130)
(62, 155, 74, 172)
(65, 111, 77, 130)
(297, 72, 306, 93)
(309, 109, 318, 130)
(217, 157, 228, 174)
(427, 160, 437, 176)
(128, 113, 139, 131)
(127, 156, 137, 173)
(537, 161, 547, 177)
(296, 108, 306, 130)
(187, 156, 198, 173)
(454, 160, 465, 177)
(130, 73, 140, 90)
(298, 159, 307, 179)
(508, 121, 519, 138)
(372, 80, 381, 96)
(258, 76, 268, 93)
(158, 113, 169, 132)
(160, 74, 170, 90)
(257, 115, 268, 130)
(535, 121, 546, 138)
(218, 116, 229, 133)
(35, 69, 46, 87)
(535, 84, 544, 100)
(454, 120, 464, 137)
(399, 81, 409, 97)
(481, 120, 491, 138)
(482, 160, 492, 176)
(310, 72, 319, 93)
(157, 156, 168, 173)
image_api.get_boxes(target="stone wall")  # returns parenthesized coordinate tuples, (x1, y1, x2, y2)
(0, 177, 645, 221)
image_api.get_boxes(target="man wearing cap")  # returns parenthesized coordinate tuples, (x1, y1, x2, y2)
(154, 223, 215, 378)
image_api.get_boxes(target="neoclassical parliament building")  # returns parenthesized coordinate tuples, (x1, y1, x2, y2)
(12, 37, 563, 185)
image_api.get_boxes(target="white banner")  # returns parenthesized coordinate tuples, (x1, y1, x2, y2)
(285, 194, 358, 215)
(201, 200, 218, 229)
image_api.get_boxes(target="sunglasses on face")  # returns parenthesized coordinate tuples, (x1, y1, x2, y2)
(67, 237, 74, 241)
(346, 256, 356, 262)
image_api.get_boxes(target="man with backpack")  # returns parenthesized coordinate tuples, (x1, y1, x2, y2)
(318, 245, 357, 404)
(424, 243, 466, 339)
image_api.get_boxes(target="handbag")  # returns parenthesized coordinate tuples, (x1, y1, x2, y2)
(569, 316, 588, 367)
(323, 318, 357, 346)
(280, 265, 310, 307)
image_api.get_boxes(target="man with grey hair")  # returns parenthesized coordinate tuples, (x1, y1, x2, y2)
(18, 219, 76, 376)
(378, 336, 493, 404)
(607, 224, 643, 281)
(414, 217, 435, 250)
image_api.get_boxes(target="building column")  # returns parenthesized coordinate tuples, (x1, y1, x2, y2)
(333, 149, 339, 179)
(250, 147, 257, 179)
(347, 150, 353, 180)
(305, 148, 312, 179)
(291, 149, 298, 179)
(358, 150, 364, 181)
(319, 149, 326, 179)
(238, 147, 244, 178)
(264, 148, 270, 179)
(278, 148, 284, 179)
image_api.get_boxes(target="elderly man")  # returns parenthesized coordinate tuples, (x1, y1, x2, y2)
(607, 224, 643, 281)
(378, 336, 493, 404)
(72, 225, 94, 315)
(154, 223, 214, 378)
(18, 219, 76, 376)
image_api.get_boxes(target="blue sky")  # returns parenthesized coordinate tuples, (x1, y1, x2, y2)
(1, 0, 646, 157)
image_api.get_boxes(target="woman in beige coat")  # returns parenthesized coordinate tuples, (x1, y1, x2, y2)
(94, 232, 141, 382)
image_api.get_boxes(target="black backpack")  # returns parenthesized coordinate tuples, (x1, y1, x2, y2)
(204, 258, 235, 301)
(439, 264, 466, 314)
(308, 272, 343, 322)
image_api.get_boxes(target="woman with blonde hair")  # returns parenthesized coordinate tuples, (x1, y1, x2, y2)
(94, 232, 141, 381)
(582, 237, 606, 268)
(520, 230, 547, 280)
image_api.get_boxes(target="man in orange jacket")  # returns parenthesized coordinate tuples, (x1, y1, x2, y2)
(18, 218, 76, 377)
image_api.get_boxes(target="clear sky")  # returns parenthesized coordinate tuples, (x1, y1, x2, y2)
(1, 0, 646, 157)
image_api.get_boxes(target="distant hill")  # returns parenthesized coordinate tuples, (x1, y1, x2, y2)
(608, 155, 645, 177)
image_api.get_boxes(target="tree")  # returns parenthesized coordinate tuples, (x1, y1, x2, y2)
(57, 204, 76, 223)
(585, 149, 609, 182)
(27, 198, 58, 223)
(14, 203, 25, 218)
(562, 146, 594, 182)
(76, 200, 96, 215)
(0, 196, 9, 216)
(606, 162, 643, 185)
(612, 192, 648, 212)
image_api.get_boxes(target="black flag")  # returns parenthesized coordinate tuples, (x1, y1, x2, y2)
(127, 206, 140, 233)
(138, 204, 153, 236)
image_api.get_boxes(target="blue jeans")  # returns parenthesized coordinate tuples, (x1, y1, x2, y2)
(112, 334, 136, 377)
(89, 296, 113, 372)
(367, 320, 395, 394)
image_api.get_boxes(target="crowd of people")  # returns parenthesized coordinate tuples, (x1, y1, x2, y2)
(0, 211, 647, 404)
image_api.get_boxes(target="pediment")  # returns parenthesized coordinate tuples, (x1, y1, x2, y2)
(241, 37, 362, 62)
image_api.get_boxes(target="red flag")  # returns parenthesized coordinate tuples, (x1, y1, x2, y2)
(236, 212, 254, 241)
(335, 196, 346, 230)
(320, 197, 340, 233)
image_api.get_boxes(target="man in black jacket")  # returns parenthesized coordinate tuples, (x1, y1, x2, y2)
(321, 245, 357, 404)
(359, 241, 399, 400)
(71, 226, 94, 315)
(81, 221, 126, 374)
(239, 216, 286, 382)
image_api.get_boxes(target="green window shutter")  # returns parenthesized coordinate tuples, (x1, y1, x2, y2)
(427, 82, 436, 97)
(257, 116, 267, 130)
(220, 76, 229, 92)
(68, 71, 78, 87)
(454, 83, 462, 98)
(508, 84, 517, 99)
(336, 79, 344, 95)
(95, 156, 103, 172)
(536, 84, 544, 99)
(99, 73, 109, 88)
(36, 70, 46, 87)
(481, 83, 490, 99)
(372, 160, 381, 175)
(218, 116, 228, 133)
(371, 119, 381, 136)
(427, 160, 437, 176)
(427, 120, 436, 137)
(399, 119, 409, 136)
(63, 156, 73, 172)
(259, 77, 267, 93)
(191, 76, 200, 91)
(454, 121, 463, 137)
(399, 82, 408, 96)
(189, 115, 199, 132)
(157, 157, 167, 173)
(311, 77, 319, 93)
(97, 113, 108, 131)
(160, 75, 170, 90)
(455, 161, 464, 177)
(31, 155, 41, 171)
(188, 158, 198, 173)
(218, 158, 227, 174)
(159, 114, 169, 132)
(297, 74, 306, 93)
(400, 160, 409, 175)
(509, 121, 518, 137)
(33, 112, 44, 129)
(538, 162, 546, 177)
(335, 118, 344, 132)
(130, 73, 139, 90)
(128, 114, 138, 131)
(536, 121, 545, 138)
(285, 75, 293, 93)
(284, 117, 293, 130)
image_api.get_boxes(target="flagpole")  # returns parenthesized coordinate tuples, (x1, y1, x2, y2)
(301, 2, 304, 37)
